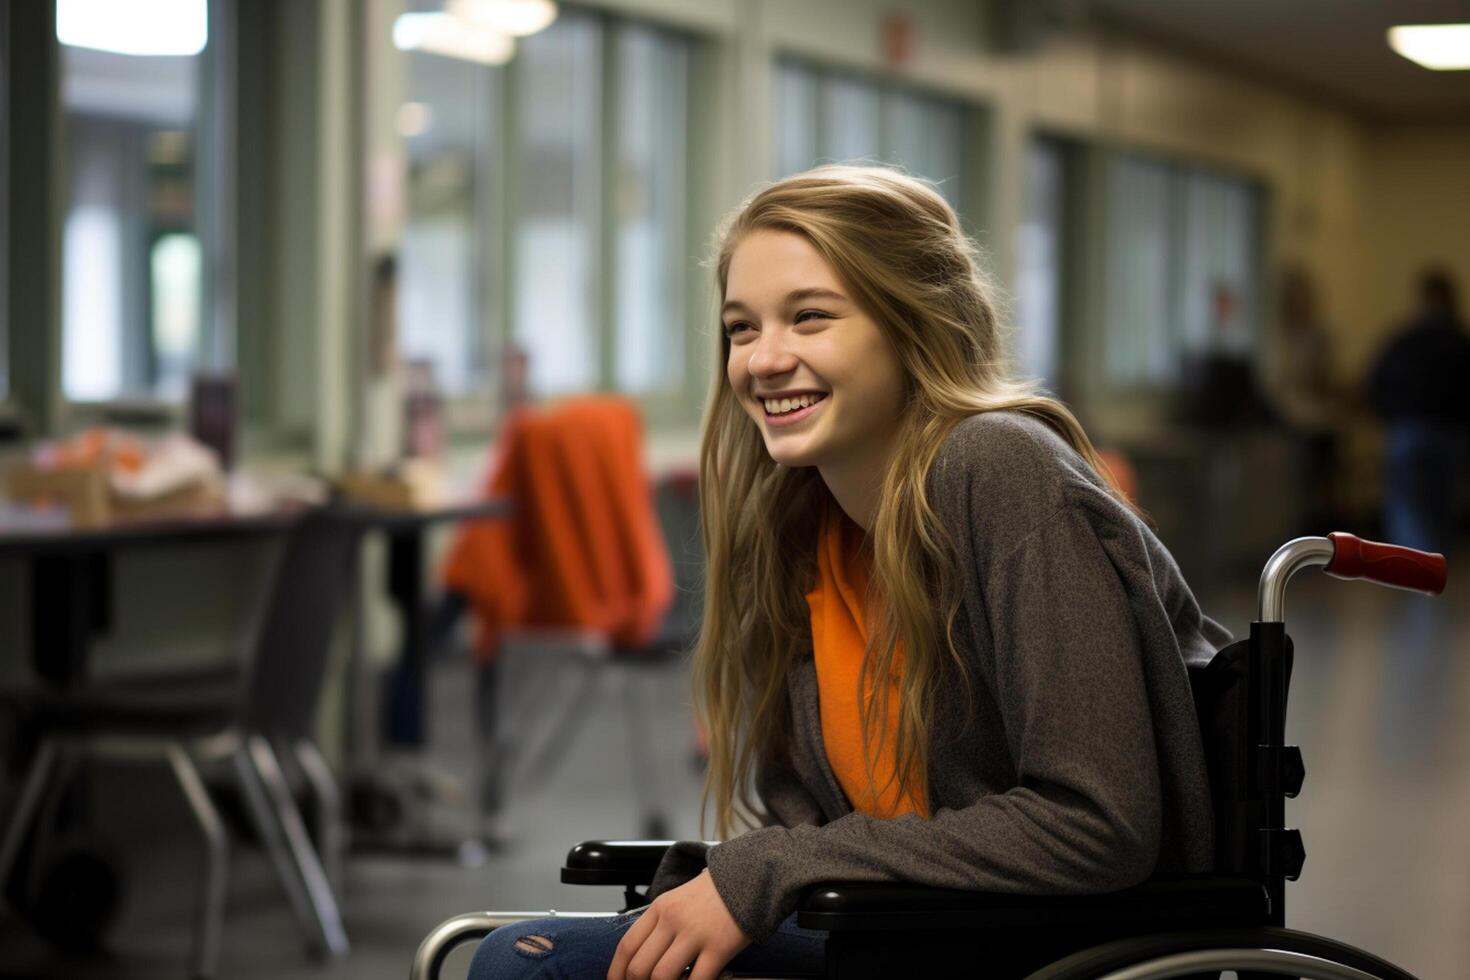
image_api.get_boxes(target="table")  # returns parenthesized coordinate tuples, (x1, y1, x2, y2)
(333, 501, 511, 859)
(0, 500, 510, 743)
(337, 501, 510, 749)
(0, 510, 301, 688)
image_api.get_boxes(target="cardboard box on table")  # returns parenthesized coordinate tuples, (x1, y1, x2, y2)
(5, 462, 224, 529)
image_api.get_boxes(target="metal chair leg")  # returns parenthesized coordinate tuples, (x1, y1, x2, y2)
(232, 738, 349, 958)
(290, 738, 344, 893)
(165, 744, 228, 979)
(621, 668, 667, 836)
(493, 645, 563, 764)
(0, 737, 59, 913)
(246, 735, 348, 957)
(21, 742, 82, 901)
(475, 661, 509, 819)
(516, 659, 604, 794)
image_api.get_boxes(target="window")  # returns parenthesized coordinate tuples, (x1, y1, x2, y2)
(512, 14, 602, 396)
(773, 59, 972, 216)
(399, 42, 502, 396)
(612, 23, 688, 396)
(395, 9, 695, 402)
(1103, 152, 1262, 388)
(57, 0, 218, 403)
(1014, 138, 1069, 390)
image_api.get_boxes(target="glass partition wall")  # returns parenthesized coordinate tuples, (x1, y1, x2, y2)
(773, 57, 974, 219)
(1103, 152, 1263, 390)
(394, 6, 694, 405)
(57, 0, 217, 403)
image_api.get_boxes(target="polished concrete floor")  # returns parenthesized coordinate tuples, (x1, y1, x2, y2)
(1, 553, 1467, 979)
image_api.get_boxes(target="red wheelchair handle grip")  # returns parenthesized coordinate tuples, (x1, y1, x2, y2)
(1325, 532, 1447, 596)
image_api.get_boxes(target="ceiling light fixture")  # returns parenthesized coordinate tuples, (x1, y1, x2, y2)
(1387, 23, 1470, 71)
(446, 0, 558, 38)
(57, 0, 208, 56)
(393, 12, 515, 65)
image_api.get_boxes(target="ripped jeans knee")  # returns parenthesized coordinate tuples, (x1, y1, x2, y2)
(465, 913, 642, 980)
(512, 932, 555, 957)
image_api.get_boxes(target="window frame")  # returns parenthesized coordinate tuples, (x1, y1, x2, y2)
(2, 0, 63, 439)
(1014, 132, 1089, 399)
(1097, 146, 1270, 398)
(0, 0, 12, 423)
(769, 52, 993, 243)
(53, 0, 233, 423)
(402, 7, 712, 439)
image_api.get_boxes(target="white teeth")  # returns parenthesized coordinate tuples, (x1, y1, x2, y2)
(762, 394, 825, 415)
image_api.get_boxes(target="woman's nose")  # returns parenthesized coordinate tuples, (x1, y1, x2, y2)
(746, 328, 798, 378)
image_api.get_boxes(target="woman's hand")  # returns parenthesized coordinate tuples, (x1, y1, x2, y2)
(607, 869, 751, 980)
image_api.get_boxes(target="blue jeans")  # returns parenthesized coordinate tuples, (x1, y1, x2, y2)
(1383, 421, 1468, 555)
(466, 909, 827, 979)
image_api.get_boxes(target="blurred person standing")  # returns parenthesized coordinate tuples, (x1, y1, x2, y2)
(1178, 281, 1278, 430)
(1367, 268, 1470, 555)
(1264, 266, 1342, 533)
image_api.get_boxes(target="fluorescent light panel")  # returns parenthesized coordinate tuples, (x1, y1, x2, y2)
(57, 0, 208, 57)
(1388, 23, 1470, 70)
(446, 0, 558, 37)
(393, 12, 515, 65)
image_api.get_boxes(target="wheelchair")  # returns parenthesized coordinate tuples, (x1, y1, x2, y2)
(412, 532, 1448, 979)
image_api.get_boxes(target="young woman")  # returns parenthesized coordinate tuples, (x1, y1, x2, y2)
(467, 165, 1230, 980)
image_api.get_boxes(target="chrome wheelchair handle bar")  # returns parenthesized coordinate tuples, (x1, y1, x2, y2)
(1258, 537, 1335, 623)
(1258, 533, 1447, 623)
(410, 910, 606, 980)
(1096, 946, 1382, 980)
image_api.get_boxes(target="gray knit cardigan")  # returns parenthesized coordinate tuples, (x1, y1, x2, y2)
(649, 410, 1233, 944)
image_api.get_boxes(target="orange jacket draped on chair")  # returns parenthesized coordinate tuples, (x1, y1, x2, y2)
(442, 396, 675, 662)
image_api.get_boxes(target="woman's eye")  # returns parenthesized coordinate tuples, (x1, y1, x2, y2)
(723, 321, 751, 338)
(795, 309, 831, 324)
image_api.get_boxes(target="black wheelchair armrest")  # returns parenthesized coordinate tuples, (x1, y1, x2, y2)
(560, 840, 678, 886)
(795, 874, 1270, 932)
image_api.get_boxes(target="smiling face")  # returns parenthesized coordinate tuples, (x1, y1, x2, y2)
(722, 229, 907, 474)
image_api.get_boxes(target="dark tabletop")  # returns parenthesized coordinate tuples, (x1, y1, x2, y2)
(0, 497, 511, 558)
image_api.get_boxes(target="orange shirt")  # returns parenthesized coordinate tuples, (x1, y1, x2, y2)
(805, 508, 929, 819)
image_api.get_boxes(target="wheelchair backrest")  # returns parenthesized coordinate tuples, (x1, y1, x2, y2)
(1188, 635, 1295, 877)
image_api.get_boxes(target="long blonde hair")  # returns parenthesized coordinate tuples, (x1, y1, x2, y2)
(696, 165, 1127, 838)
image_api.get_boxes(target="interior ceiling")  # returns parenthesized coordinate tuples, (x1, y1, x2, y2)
(1088, 0, 1470, 120)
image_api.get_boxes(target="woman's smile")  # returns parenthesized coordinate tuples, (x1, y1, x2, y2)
(762, 391, 828, 427)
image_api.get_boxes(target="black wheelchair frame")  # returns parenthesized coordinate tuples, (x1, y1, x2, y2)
(412, 532, 1447, 980)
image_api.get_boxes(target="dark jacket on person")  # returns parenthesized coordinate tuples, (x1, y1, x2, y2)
(650, 410, 1232, 943)
(1369, 313, 1470, 427)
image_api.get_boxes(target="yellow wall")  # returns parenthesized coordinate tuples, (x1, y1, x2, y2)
(1355, 124, 1470, 373)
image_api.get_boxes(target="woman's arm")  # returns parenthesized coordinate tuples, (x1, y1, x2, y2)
(646, 737, 828, 901)
(755, 739, 828, 828)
